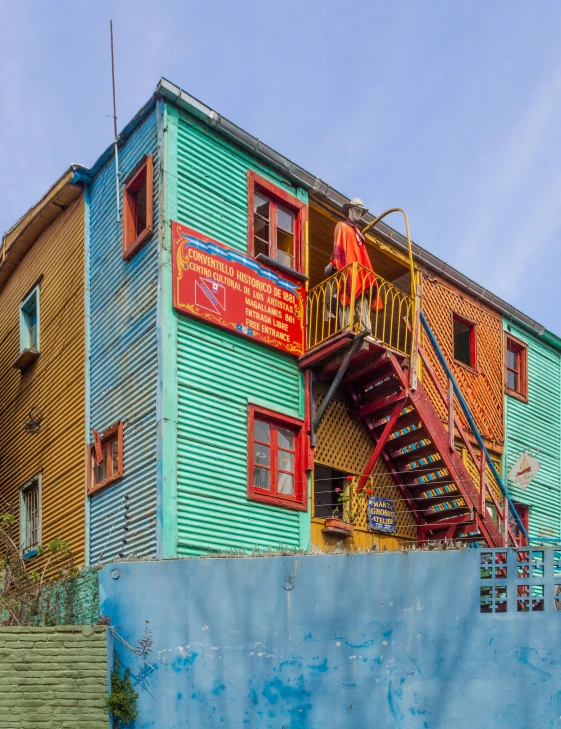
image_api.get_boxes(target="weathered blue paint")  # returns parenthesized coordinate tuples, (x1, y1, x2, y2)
(87, 103, 162, 563)
(99, 550, 561, 728)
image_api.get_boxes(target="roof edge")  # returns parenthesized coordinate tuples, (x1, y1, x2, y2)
(0, 167, 84, 294)
(156, 77, 548, 338)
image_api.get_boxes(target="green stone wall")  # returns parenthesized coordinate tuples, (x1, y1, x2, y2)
(0, 625, 108, 728)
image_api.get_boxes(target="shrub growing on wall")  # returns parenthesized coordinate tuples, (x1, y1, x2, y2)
(107, 653, 139, 727)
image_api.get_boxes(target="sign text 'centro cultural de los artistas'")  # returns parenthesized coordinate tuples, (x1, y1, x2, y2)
(172, 223, 306, 356)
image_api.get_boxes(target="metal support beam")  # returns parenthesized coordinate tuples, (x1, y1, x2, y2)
(312, 333, 368, 436)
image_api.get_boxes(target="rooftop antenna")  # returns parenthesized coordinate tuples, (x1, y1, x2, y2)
(110, 20, 121, 221)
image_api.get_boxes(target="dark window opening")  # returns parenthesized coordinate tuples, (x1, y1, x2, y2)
(123, 154, 153, 260)
(506, 335, 528, 400)
(313, 464, 348, 519)
(88, 422, 124, 495)
(453, 313, 476, 368)
(248, 171, 306, 275)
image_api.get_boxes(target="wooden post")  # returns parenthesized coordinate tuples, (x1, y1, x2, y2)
(448, 378, 454, 452)
(479, 448, 486, 515)
(348, 263, 358, 333)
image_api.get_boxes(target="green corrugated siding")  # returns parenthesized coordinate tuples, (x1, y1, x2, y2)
(503, 320, 561, 538)
(169, 109, 308, 555)
(176, 113, 305, 253)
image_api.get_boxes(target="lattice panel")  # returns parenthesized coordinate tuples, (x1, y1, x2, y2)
(315, 387, 417, 539)
(421, 273, 504, 446)
(461, 447, 503, 505)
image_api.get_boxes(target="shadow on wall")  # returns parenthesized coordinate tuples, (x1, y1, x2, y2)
(99, 550, 561, 728)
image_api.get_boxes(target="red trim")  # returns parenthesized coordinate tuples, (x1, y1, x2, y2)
(247, 404, 307, 511)
(357, 402, 403, 493)
(247, 170, 307, 274)
(505, 333, 528, 402)
(87, 421, 124, 495)
(452, 311, 477, 371)
(122, 154, 154, 261)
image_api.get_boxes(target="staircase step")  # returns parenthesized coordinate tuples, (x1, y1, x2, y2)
(345, 353, 392, 384)
(372, 404, 415, 429)
(418, 484, 459, 500)
(403, 452, 442, 471)
(425, 497, 469, 518)
(406, 467, 450, 486)
(387, 421, 424, 442)
(389, 438, 432, 458)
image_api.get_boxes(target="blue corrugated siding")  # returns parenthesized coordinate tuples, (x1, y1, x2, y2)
(503, 320, 561, 538)
(88, 108, 161, 563)
(171, 111, 307, 555)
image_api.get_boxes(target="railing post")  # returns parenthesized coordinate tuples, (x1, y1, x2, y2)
(479, 448, 486, 515)
(503, 494, 509, 547)
(348, 262, 358, 333)
(448, 378, 454, 452)
(409, 275, 421, 391)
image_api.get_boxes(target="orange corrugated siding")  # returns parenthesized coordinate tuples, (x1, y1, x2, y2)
(0, 196, 86, 568)
(420, 272, 504, 448)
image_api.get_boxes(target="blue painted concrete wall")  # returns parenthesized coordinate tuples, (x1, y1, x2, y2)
(99, 549, 561, 728)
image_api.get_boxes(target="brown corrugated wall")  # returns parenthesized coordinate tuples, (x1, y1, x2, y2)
(0, 196, 86, 567)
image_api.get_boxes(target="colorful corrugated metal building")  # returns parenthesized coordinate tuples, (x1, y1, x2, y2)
(4, 76, 561, 565)
(0, 169, 87, 568)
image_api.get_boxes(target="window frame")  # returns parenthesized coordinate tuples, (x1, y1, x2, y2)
(451, 311, 477, 371)
(19, 284, 40, 354)
(247, 170, 308, 277)
(87, 421, 124, 495)
(122, 154, 154, 261)
(505, 333, 528, 402)
(20, 474, 41, 557)
(247, 404, 307, 511)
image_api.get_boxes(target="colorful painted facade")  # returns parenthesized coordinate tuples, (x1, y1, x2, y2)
(4, 77, 561, 565)
(73, 79, 561, 556)
(502, 320, 561, 539)
(0, 169, 87, 568)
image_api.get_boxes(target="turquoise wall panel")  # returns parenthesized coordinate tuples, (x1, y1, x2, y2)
(169, 110, 308, 555)
(88, 106, 161, 563)
(176, 115, 304, 253)
(503, 320, 561, 538)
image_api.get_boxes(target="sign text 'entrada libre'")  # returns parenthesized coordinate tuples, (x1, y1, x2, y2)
(172, 223, 306, 355)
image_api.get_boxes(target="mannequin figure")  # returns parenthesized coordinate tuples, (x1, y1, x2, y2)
(324, 198, 382, 331)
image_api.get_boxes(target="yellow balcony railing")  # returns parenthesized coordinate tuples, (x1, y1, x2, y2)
(307, 262, 414, 356)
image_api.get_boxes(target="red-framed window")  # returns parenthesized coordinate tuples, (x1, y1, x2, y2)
(87, 422, 124, 495)
(247, 171, 307, 275)
(247, 404, 307, 510)
(452, 312, 477, 369)
(505, 334, 528, 401)
(122, 154, 153, 261)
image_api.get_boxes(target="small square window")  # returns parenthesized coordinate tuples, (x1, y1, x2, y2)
(313, 464, 348, 519)
(20, 475, 40, 555)
(452, 313, 476, 369)
(122, 155, 153, 261)
(248, 171, 307, 277)
(88, 422, 124, 495)
(247, 405, 306, 510)
(505, 334, 528, 401)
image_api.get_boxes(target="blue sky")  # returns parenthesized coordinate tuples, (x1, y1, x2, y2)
(2, 1, 561, 330)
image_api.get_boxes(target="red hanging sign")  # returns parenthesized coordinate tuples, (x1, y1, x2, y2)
(172, 222, 306, 356)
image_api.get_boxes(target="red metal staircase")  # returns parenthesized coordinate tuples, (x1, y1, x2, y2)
(301, 328, 526, 547)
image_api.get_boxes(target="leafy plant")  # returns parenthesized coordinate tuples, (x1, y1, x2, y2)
(107, 653, 139, 727)
(0, 511, 78, 625)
